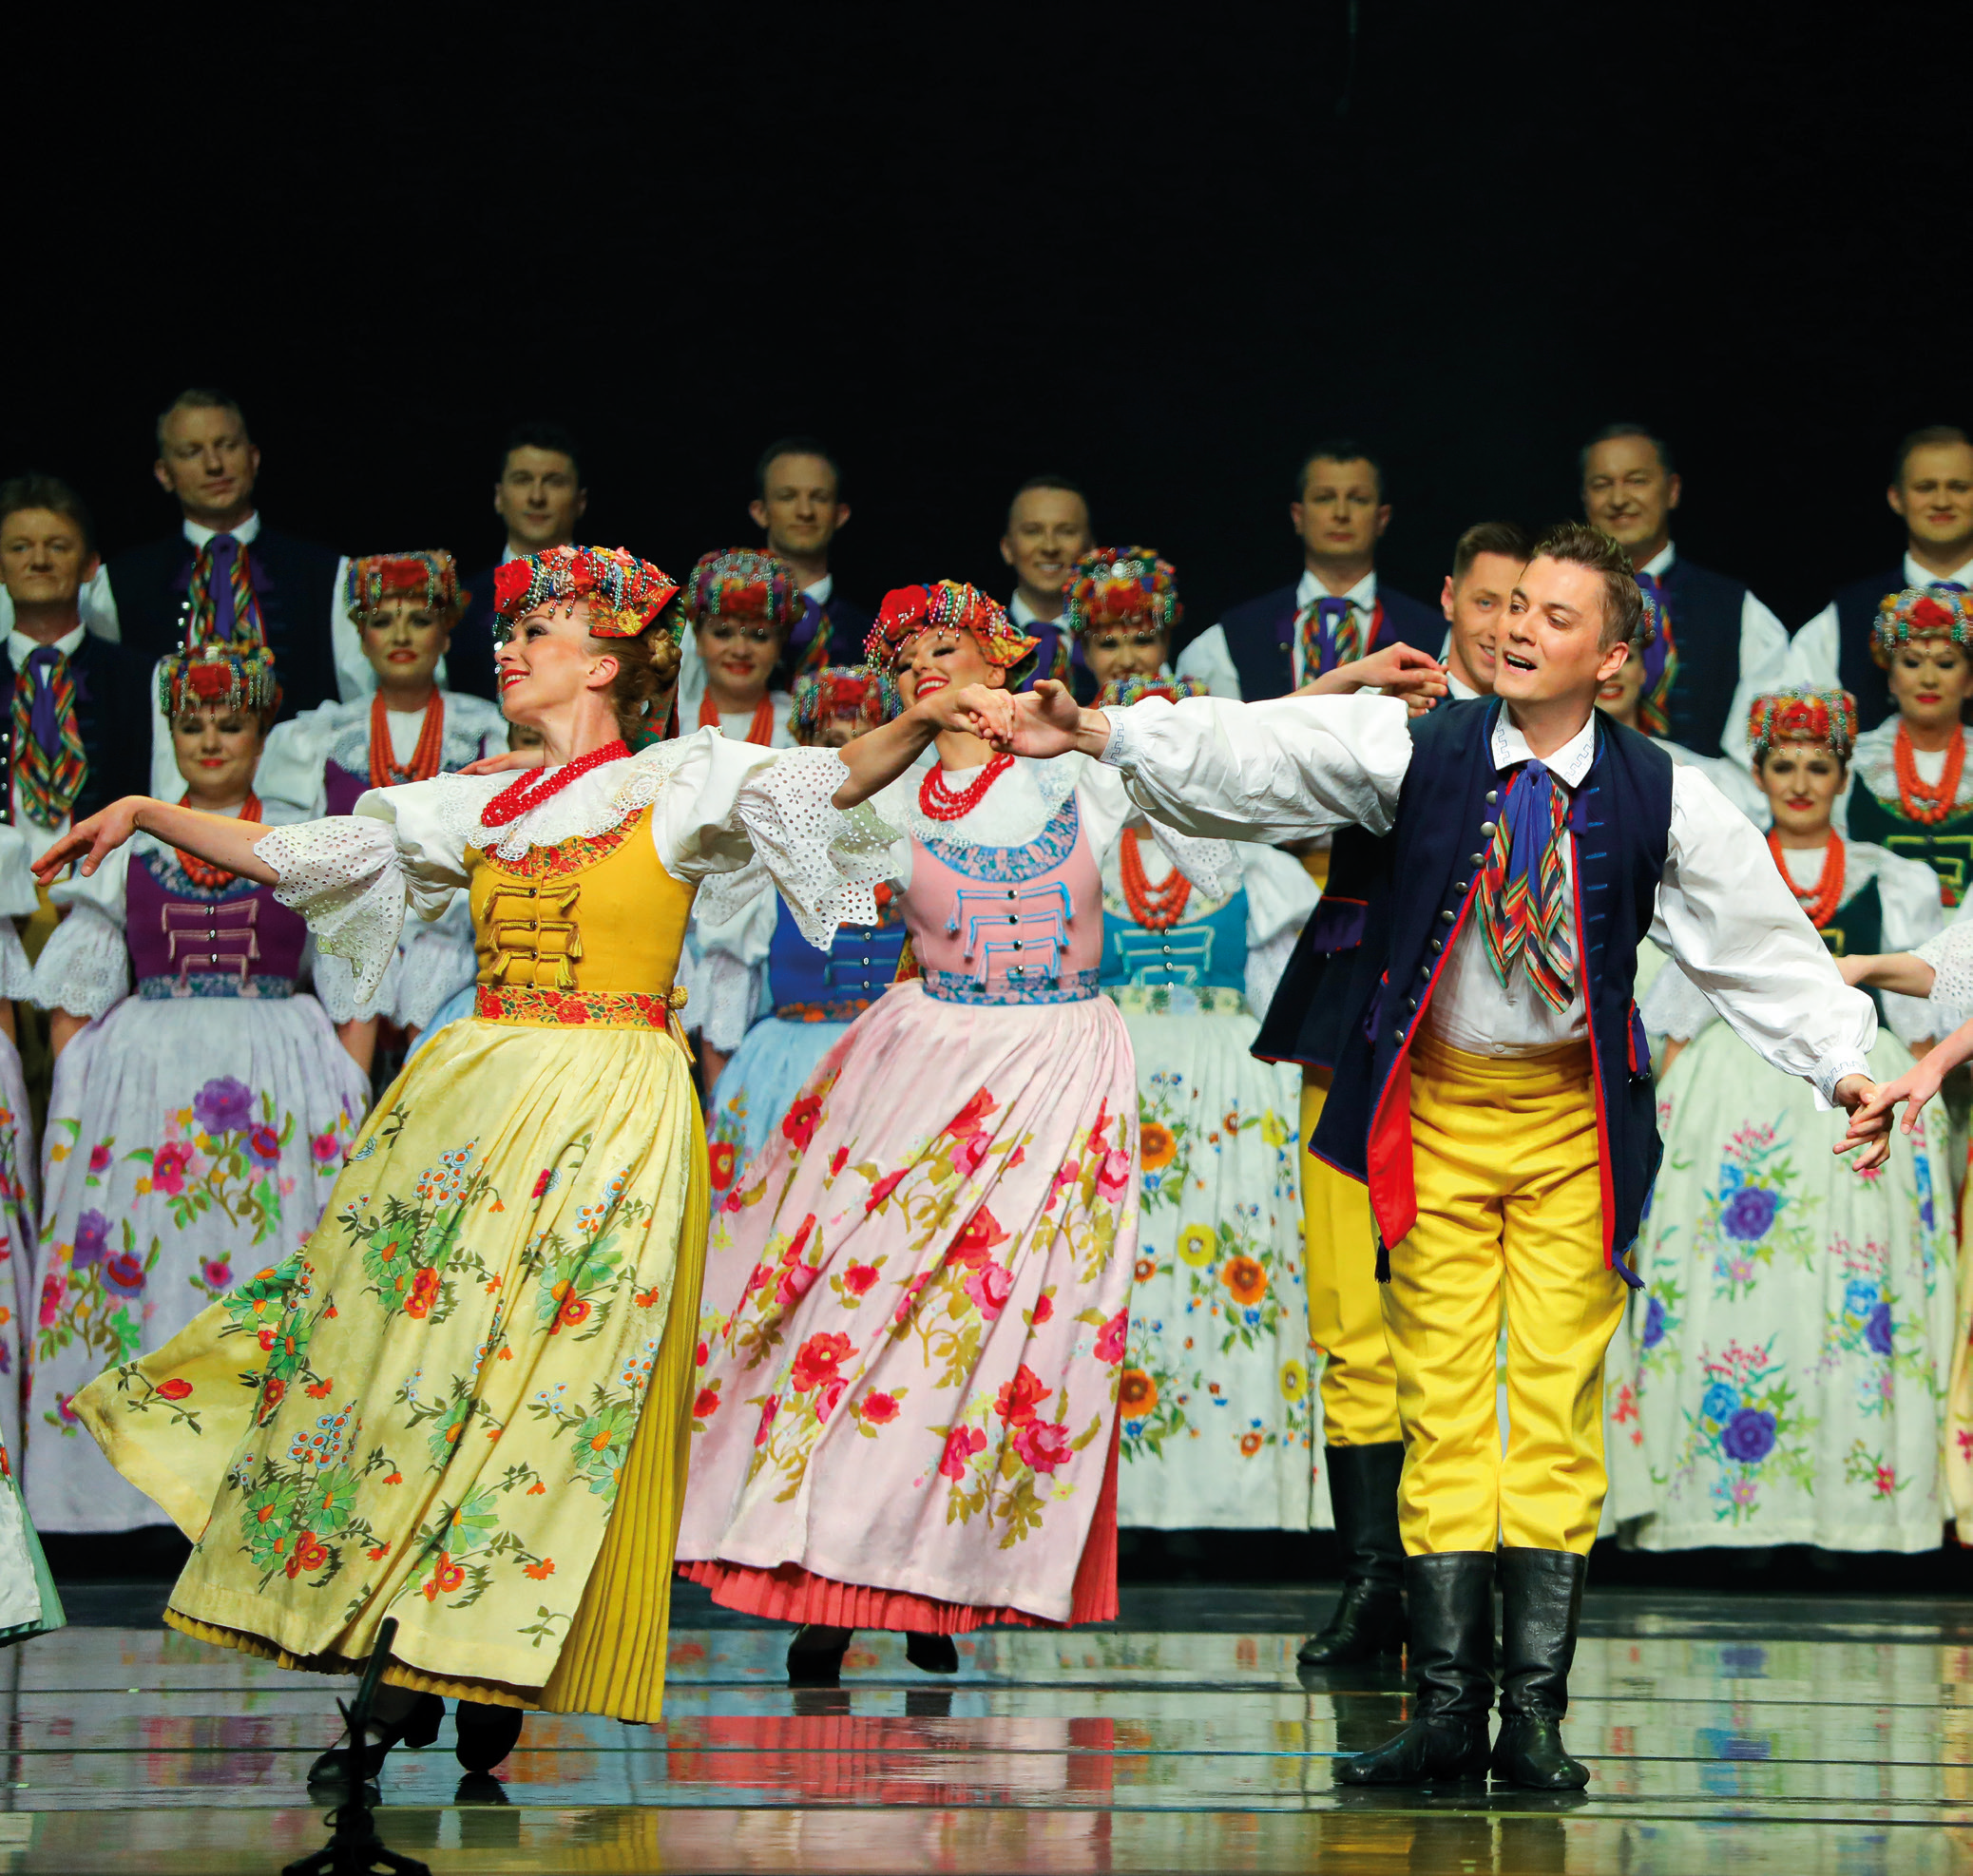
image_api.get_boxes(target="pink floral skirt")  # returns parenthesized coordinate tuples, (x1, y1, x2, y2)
(676, 984, 1138, 1627)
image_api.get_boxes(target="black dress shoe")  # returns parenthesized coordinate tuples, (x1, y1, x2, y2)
(454, 1699, 526, 1773)
(1300, 1443, 1408, 1666)
(305, 1691, 444, 1786)
(1491, 1547, 1590, 1790)
(786, 1624, 852, 1685)
(905, 1632, 958, 1674)
(1337, 1550, 1496, 1788)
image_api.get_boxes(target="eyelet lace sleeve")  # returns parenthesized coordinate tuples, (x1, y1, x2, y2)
(697, 948, 764, 1052)
(28, 901, 129, 1019)
(655, 740, 903, 951)
(1917, 920, 1973, 1030)
(307, 942, 393, 1025)
(395, 898, 479, 1031)
(254, 815, 420, 1006)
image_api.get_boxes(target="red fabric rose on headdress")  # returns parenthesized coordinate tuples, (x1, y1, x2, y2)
(1912, 596, 1955, 633)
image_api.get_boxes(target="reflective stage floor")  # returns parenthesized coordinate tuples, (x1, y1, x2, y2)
(4, 1581, 1971, 1873)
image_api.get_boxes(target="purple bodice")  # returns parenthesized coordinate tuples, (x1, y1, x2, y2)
(323, 758, 365, 818)
(125, 851, 307, 1000)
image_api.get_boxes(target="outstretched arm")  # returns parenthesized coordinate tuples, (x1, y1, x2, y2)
(1838, 951, 1938, 997)
(829, 691, 976, 806)
(31, 798, 277, 887)
(1838, 1013, 1973, 1151)
(954, 680, 1415, 846)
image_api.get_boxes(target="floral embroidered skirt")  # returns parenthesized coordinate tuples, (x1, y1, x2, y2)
(1110, 992, 1326, 1530)
(0, 1036, 38, 1463)
(70, 1014, 708, 1717)
(708, 1016, 850, 1196)
(27, 996, 366, 1533)
(678, 981, 1137, 1628)
(1606, 1024, 1963, 1551)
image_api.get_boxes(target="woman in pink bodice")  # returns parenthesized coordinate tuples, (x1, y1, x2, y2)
(676, 581, 1231, 1678)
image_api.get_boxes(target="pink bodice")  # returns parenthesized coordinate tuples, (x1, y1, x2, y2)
(904, 794, 1102, 1005)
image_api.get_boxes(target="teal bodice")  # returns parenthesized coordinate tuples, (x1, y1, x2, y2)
(1100, 890, 1249, 992)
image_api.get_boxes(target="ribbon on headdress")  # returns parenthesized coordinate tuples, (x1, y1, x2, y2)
(1869, 584, 1973, 666)
(492, 546, 680, 641)
(1745, 686, 1858, 767)
(862, 581, 1038, 673)
(1476, 758, 1575, 1012)
(157, 642, 282, 718)
(345, 551, 466, 620)
(1063, 546, 1183, 639)
(684, 548, 809, 629)
(791, 663, 899, 738)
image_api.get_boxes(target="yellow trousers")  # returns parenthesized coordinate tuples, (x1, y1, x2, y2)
(1383, 1034, 1626, 1556)
(1301, 1073, 1402, 1445)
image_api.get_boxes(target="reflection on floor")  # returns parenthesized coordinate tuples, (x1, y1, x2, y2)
(4, 1583, 1970, 1872)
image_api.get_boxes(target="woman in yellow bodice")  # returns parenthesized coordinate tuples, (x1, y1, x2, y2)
(32, 546, 970, 1789)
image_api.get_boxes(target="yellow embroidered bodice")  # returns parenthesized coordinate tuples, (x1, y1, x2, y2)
(467, 807, 697, 1029)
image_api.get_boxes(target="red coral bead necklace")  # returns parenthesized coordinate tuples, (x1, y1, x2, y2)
(175, 792, 261, 890)
(370, 690, 446, 788)
(1893, 721, 1964, 826)
(1767, 827, 1845, 930)
(920, 752, 1014, 820)
(1120, 827, 1192, 928)
(481, 740, 630, 827)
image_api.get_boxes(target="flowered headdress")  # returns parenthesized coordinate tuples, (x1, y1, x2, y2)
(683, 547, 809, 631)
(1095, 673, 1211, 710)
(1063, 546, 1183, 639)
(344, 550, 467, 621)
(157, 642, 281, 718)
(1869, 584, 1973, 666)
(791, 663, 899, 739)
(1628, 576, 1676, 737)
(1746, 686, 1858, 767)
(491, 546, 680, 641)
(862, 581, 1038, 673)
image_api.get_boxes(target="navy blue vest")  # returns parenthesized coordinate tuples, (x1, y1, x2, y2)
(1252, 823, 1388, 1070)
(764, 893, 908, 1020)
(106, 527, 344, 722)
(1657, 555, 1753, 756)
(0, 635, 152, 827)
(1831, 566, 1908, 733)
(1309, 699, 1672, 1282)
(781, 593, 875, 683)
(449, 563, 503, 703)
(1216, 579, 1442, 701)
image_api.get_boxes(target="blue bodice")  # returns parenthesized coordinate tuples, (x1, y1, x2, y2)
(764, 892, 908, 1021)
(1100, 890, 1249, 991)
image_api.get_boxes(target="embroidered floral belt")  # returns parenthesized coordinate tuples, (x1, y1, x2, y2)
(770, 996, 879, 1024)
(475, 984, 688, 1034)
(1106, 983, 1252, 1019)
(138, 974, 296, 1002)
(921, 967, 1101, 1007)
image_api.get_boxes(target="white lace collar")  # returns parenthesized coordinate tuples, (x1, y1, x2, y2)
(420, 736, 698, 864)
(874, 750, 1083, 849)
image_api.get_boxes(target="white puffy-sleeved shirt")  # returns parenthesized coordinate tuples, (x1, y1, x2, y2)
(250, 729, 896, 1009)
(1651, 734, 1770, 828)
(29, 798, 315, 1019)
(0, 823, 41, 1002)
(257, 691, 511, 817)
(1790, 548, 1973, 698)
(1641, 841, 1944, 1051)
(1098, 692, 1877, 1103)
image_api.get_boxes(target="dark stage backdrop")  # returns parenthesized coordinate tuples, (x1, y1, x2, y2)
(9, 5, 1969, 642)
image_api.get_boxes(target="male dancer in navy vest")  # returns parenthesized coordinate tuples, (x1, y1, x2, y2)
(1791, 425, 1973, 731)
(1580, 423, 1788, 763)
(1177, 440, 1442, 701)
(750, 436, 871, 681)
(999, 474, 1093, 693)
(977, 523, 1885, 1789)
(450, 422, 589, 703)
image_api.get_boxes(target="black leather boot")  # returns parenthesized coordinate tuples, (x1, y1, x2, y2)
(1298, 1443, 1408, 1667)
(1336, 1550, 1494, 1785)
(1491, 1547, 1590, 1790)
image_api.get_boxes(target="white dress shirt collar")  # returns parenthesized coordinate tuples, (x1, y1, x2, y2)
(182, 511, 261, 549)
(1639, 542, 1676, 579)
(1905, 547, 1973, 588)
(803, 573, 834, 605)
(1295, 566, 1378, 612)
(1491, 706, 1599, 790)
(7, 622, 87, 668)
(1009, 591, 1064, 630)
(1447, 670, 1482, 702)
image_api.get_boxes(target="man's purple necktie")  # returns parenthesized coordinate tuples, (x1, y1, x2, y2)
(209, 533, 239, 642)
(24, 645, 64, 761)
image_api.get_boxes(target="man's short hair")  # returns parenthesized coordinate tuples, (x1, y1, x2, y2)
(755, 435, 845, 503)
(499, 421, 584, 486)
(1579, 422, 1676, 482)
(1892, 424, 1972, 485)
(156, 387, 249, 455)
(1527, 521, 1643, 650)
(1293, 440, 1386, 504)
(0, 472, 96, 557)
(1451, 520, 1532, 584)
(1006, 473, 1091, 532)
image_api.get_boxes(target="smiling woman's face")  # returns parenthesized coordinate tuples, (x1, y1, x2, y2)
(1887, 636, 1973, 736)
(171, 703, 263, 800)
(360, 597, 450, 688)
(894, 628, 1003, 707)
(1756, 740, 1846, 838)
(492, 598, 615, 724)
